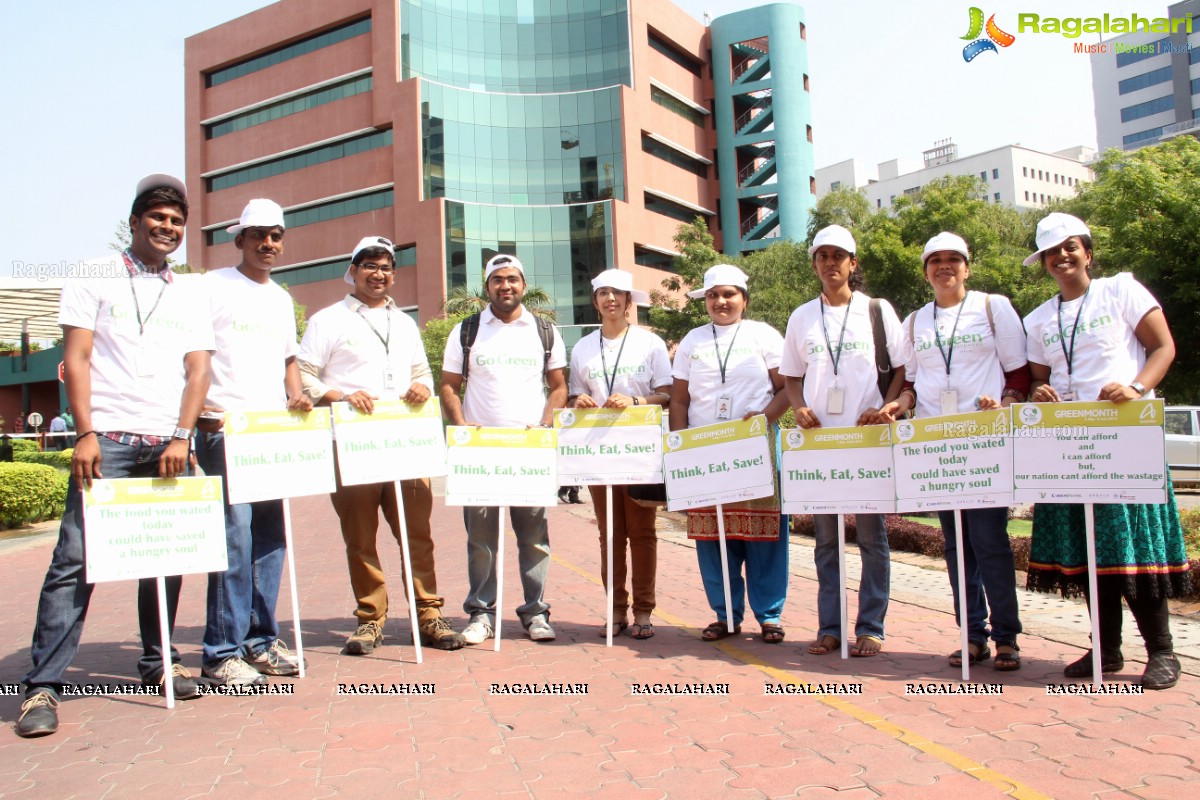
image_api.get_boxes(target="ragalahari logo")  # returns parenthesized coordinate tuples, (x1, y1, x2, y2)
(961, 7, 1016, 62)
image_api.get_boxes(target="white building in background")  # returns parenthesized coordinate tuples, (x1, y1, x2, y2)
(816, 140, 1095, 211)
(1090, 0, 1200, 151)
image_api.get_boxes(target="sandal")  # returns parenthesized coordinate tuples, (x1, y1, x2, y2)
(598, 621, 629, 638)
(628, 623, 655, 640)
(993, 642, 1021, 671)
(761, 623, 785, 644)
(850, 635, 883, 657)
(701, 621, 740, 641)
(807, 635, 840, 655)
(949, 642, 991, 668)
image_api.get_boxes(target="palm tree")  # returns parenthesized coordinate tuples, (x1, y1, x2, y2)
(442, 284, 557, 322)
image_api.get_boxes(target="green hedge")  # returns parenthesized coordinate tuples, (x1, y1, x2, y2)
(14, 448, 72, 469)
(0, 463, 69, 529)
(10, 438, 38, 453)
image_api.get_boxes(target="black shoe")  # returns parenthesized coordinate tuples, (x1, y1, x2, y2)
(1140, 652, 1181, 690)
(557, 488, 571, 503)
(1063, 649, 1124, 677)
(16, 691, 59, 738)
(142, 664, 200, 700)
(567, 488, 583, 504)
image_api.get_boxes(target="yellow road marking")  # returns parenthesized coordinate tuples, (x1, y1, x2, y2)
(552, 553, 1050, 800)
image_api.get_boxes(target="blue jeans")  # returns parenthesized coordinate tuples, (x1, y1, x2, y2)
(813, 513, 890, 640)
(695, 517, 789, 627)
(24, 436, 184, 696)
(937, 507, 1021, 645)
(195, 432, 286, 666)
(462, 506, 550, 627)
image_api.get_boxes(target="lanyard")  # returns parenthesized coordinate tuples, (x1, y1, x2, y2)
(1055, 285, 1091, 383)
(711, 322, 743, 385)
(819, 294, 853, 377)
(599, 328, 630, 397)
(121, 252, 166, 337)
(933, 291, 968, 376)
(357, 305, 392, 354)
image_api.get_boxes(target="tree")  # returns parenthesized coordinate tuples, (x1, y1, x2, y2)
(648, 216, 725, 347)
(421, 316, 463, 388)
(1062, 136, 1200, 402)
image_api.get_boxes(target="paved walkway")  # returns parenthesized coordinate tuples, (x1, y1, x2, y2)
(1, 491, 1197, 798)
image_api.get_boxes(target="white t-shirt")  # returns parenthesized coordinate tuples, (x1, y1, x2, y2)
(569, 326, 671, 405)
(57, 257, 215, 436)
(204, 267, 299, 411)
(443, 305, 567, 427)
(779, 292, 905, 427)
(1024, 273, 1159, 402)
(298, 295, 432, 400)
(901, 292, 1027, 418)
(672, 319, 783, 429)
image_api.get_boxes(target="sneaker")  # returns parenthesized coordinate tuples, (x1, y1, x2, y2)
(1141, 651, 1181, 690)
(527, 614, 556, 642)
(462, 618, 493, 645)
(420, 617, 466, 651)
(346, 621, 384, 655)
(203, 656, 267, 687)
(142, 663, 199, 700)
(248, 640, 303, 676)
(15, 691, 59, 738)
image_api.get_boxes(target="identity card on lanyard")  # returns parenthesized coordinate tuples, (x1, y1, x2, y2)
(934, 293, 968, 416)
(712, 323, 741, 420)
(821, 297, 851, 416)
(1056, 286, 1090, 401)
(122, 252, 167, 378)
(358, 306, 396, 391)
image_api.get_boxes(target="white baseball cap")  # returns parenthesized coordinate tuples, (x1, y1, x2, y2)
(343, 235, 396, 284)
(808, 224, 857, 255)
(1023, 213, 1091, 266)
(227, 198, 285, 235)
(135, 173, 187, 200)
(922, 232, 970, 264)
(485, 253, 524, 280)
(687, 264, 749, 299)
(591, 269, 649, 305)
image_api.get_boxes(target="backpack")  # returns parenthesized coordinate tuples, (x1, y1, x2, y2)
(868, 298, 894, 399)
(459, 311, 556, 384)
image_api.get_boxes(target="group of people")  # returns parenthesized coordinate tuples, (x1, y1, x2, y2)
(15, 173, 1189, 741)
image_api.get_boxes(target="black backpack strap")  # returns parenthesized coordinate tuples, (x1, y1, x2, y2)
(535, 316, 555, 380)
(869, 298, 893, 398)
(459, 312, 482, 380)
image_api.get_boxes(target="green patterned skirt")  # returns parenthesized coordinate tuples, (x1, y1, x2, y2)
(1026, 482, 1191, 600)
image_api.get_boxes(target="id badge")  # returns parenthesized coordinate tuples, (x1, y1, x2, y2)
(716, 395, 732, 420)
(136, 341, 157, 378)
(1061, 390, 1077, 402)
(826, 386, 845, 416)
(383, 367, 397, 391)
(940, 389, 958, 416)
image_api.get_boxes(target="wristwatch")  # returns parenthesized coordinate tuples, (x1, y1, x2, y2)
(1129, 381, 1148, 397)
(632, 396, 641, 405)
(172, 427, 192, 441)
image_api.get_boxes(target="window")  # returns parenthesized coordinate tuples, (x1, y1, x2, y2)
(1191, 77, 1200, 95)
(806, 125, 813, 143)
(641, 134, 708, 178)
(207, 130, 392, 192)
(1116, 38, 1168, 67)
(1123, 127, 1164, 147)
(1166, 410, 1194, 436)
(1025, 190, 1030, 201)
(1119, 65, 1172, 95)
(1038, 170, 1043, 180)
(830, 180, 841, 191)
(207, 18, 371, 87)
(876, 198, 881, 208)
(648, 29, 703, 76)
(1023, 167, 1028, 177)
(799, 22, 807, 39)
(1121, 94, 1175, 123)
(206, 188, 394, 245)
(206, 75, 372, 139)
(810, 176, 817, 194)
(994, 192, 1000, 202)
(634, 245, 675, 271)
(803, 74, 809, 91)
(650, 85, 705, 126)
(992, 168, 999, 179)
(1054, 174, 1060, 184)
(644, 192, 709, 223)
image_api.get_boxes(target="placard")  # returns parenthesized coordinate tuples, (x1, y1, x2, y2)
(83, 477, 227, 583)
(444, 426, 558, 507)
(1012, 400, 1167, 503)
(331, 398, 447, 485)
(663, 415, 773, 512)
(780, 425, 895, 514)
(892, 409, 1013, 512)
(222, 409, 336, 504)
(554, 406, 663, 486)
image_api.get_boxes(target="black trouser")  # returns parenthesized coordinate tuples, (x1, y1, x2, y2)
(1088, 576, 1173, 657)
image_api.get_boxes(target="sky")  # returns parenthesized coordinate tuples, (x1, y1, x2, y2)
(0, 0, 1166, 275)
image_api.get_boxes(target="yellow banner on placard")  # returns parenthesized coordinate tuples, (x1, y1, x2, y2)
(1012, 399, 1164, 430)
(225, 408, 331, 435)
(663, 414, 767, 454)
(332, 398, 441, 424)
(892, 409, 1010, 446)
(781, 425, 891, 452)
(446, 426, 557, 449)
(84, 477, 223, 506)
(553, 405, 661, 429)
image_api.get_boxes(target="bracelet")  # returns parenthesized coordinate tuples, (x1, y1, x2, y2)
(76, 431, 96, 442)
(1001, 388, 1026, 402)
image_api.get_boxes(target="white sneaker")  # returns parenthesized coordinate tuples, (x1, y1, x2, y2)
(203, 656, 267, 687)
(248, 640, 303, 676)
(527, 614, 556, 642)
(462, 618, 493, 645)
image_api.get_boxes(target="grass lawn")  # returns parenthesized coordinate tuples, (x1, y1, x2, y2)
(902, 515, 1032, 538)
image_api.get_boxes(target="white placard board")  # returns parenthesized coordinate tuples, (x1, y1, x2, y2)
(892, 409, 1014, 512)
(780, 425, 896, 514)
(331, 398, 447, 485)
(222, 409, 336, 504)
(553, 406, 664, 486)
(663, 415, 773, 512)
(444, 426, 558, 507)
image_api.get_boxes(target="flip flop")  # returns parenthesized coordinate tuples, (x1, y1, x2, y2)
(807, 635, 840, 655)
(701, 621, 740, 641)
(948, 642, 991, 667)
(993, 642, 1021, 671)
(850, 635, 883, 657)
(761, 623, 785, 644)
(628, 623, 655, 640)
(597, 621, 628, 638)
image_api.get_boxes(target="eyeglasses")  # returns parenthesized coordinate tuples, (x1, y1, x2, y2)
(355, 263, 395, 274)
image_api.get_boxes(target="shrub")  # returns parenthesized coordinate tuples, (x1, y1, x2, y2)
(14, 448, 72, 469)
(1178, 508, 1200, 560)
(10, 438, 38, 453)
(0, 463, 69, 529)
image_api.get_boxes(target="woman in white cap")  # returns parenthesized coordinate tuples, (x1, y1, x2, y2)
(1023, 212, 1187, 689)
(670, 264, 791, 642)
(781, 224, 906, 658)
(569, 270, 672, 639)
(889, 232, 1030, 670)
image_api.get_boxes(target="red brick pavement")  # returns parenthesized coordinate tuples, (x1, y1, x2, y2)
(1, 493, 1197, 798)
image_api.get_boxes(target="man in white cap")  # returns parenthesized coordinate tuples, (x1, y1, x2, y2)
(18, 174, 214, 738)
(440, 253, 567, 643)
(195, 198, 312, 686)
(297, 236, 465, 654)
